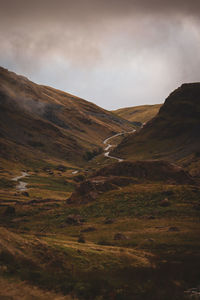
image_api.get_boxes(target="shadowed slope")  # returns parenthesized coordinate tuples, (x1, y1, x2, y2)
(112, 83, 200, 175)
(0, 67, 132, 167)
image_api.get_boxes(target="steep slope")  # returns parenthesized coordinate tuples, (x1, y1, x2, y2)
(113, 104, 162, 125)
(112, 83, 200, 175)
(0, 67, 132, 167)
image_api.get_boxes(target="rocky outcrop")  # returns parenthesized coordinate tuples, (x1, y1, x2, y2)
(67, 176, 135, 204)
(94, 161, 194, 184)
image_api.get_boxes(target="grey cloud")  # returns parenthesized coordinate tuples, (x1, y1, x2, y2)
(1, 0, 200, 20)
(0, 0, 200, 109)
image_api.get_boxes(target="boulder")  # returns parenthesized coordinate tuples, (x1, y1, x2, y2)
(78, 234, 85, 243)
(81, 226, 96, 233)
(160, 198, 170, 207)
(56, 165, 67, 172)
(147, 215, 156, 220)
(104, 218, 115, 224)
(66, 214, 85, 225)
(114, 233, 128, 240)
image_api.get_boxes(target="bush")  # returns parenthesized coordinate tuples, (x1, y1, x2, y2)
(83, 148, 103, 161)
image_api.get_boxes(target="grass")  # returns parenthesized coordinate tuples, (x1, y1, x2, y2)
(70, 183, 200, 219)
(113, 104, 162, 124)
(0, 178, 15, 189)
(1, 224, 199, 299)
(24, 175, 75, 192)
(0, 169, 200, 299)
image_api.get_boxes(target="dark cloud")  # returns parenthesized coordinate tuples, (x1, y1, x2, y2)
(1, 0, 200, 19)
(0, 0, 200, 109)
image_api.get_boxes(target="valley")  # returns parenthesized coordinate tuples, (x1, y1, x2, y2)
(0, 68, 200, 299)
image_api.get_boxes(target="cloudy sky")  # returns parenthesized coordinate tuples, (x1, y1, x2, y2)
(0, 0, 200, 109)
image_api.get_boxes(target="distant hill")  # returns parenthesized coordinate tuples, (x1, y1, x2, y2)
(0, 67, 132, 168)
(111, 83, 200, 176)
(112, 104, 162, 125)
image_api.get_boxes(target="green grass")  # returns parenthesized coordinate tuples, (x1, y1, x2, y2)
(0, 174, 200, 299)
(24, 175, 75, 192)
(71, 184, 200, 219)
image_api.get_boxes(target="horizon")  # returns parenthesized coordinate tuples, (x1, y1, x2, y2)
(1, 0, 200, 109)
(1, 64, 165, 110)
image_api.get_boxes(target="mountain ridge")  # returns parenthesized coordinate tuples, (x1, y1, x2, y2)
(112, 103, 162, 125)
(111, 83, 200, 176)
(0, 67, 133, 168)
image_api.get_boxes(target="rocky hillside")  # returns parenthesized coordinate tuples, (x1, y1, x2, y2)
(113, 104, 162, 126)
(69, 160, 193, 204)
(112, 83, 200, 175)
(0, 67, 132, 167)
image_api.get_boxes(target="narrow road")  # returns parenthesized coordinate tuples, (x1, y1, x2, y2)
(12, 171, 29, 191)
(103, 129, 135, 162)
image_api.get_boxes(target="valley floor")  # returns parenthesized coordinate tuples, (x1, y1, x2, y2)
(0, 136, 200, 299)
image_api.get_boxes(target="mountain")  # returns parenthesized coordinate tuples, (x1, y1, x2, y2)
(112, 104, 162, 126)
(0, 67, 132, 168)
(111, 83, 200, 176)
(1, 75, 200, 299)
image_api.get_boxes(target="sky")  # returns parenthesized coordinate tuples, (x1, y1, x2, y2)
(0, 0, 200, 110)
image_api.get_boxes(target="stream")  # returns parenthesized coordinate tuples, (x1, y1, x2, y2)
(103, 129, 135, 162)
(12, 171, 29, 191)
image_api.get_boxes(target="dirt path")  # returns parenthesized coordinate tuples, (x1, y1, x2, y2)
(103, 130, 135, 162)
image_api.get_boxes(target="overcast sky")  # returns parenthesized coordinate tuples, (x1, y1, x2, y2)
(0, 0, 200, 109)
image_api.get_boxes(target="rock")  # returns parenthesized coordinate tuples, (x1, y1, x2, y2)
(4, 206, 16, 216)
(43, 167, 51, 172)
(104, 218, 115, 224)
(21, 192, 29, 197)
(56, 165, 67, 172)
(160, 198, 170, 207)
(147, 215, 156, 220)
(168, 226, 180, 232)
(65, 214, 85, 225)
(78, 234, 85, 243)
(81, 226, 96, 233)
(114, 233, 128, 240)
(184, 286, 200, 298)
(74, 175, 85, 182)
(147, 238, 155, 242)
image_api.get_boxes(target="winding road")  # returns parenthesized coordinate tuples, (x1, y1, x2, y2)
(103, 129, 136, 162)
(11, 130, 135, 183)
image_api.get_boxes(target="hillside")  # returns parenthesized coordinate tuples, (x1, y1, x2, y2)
(69, 160, 194, 203)
(0, 74, 200, 299)
(112, 83, 200, 176)
(113, 104, 162, 125)
(0, 67, 132, 168)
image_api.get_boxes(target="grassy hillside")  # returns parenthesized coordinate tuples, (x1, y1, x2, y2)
(0, 67, 133, 169)
(113, 104, 162, 125)
(0, 161, 200, 299)
(112, 84, 200, 176)
(1, 71, 200, 299)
